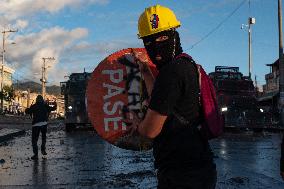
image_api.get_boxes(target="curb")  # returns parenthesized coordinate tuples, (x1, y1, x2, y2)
(0, 128, 26, 143)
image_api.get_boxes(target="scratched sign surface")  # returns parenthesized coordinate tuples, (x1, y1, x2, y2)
(87, 48, 158, 151)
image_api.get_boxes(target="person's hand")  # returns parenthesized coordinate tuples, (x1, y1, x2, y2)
(123, 111, 142, 136)
(133, 51, 151, 74)
(281, 172, 284, 180)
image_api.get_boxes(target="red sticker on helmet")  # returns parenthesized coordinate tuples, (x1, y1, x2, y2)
(150, 14, 159, 29)
(87, 48, 158, 151)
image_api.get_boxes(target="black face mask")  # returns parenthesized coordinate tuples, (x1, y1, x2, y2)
(142, 30, 182, 70)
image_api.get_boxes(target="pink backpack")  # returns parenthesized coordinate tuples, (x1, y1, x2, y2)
(175, 53, 224, 139)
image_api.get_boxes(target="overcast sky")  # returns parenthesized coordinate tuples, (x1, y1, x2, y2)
(0, 0, 280, 86)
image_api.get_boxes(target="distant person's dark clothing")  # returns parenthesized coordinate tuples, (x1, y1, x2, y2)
(25, 98, 57, 125)
(32, 125, 47, 156)
(25, 95, 57, 158)
(149, 57, 216, 189)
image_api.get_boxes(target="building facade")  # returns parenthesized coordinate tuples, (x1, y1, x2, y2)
(0, 64, 14, 86)
(0, 64, 15, 110)
(12, 90, 65, 117)
(258, 58, 279, 113)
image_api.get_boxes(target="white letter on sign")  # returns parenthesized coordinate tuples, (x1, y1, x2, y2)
(102, 69, 123, 83)
(103, 101, 124, 115)
(104, 117, 127, 131)
(103, 83, 124, 100)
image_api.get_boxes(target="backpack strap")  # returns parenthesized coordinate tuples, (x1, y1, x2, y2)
(172, 110, 190, 125)
(175, 53, 192, 60)
(175, 53, 201, 88)
(172, 53, 202, 126)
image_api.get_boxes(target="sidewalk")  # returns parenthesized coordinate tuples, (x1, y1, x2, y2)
(0, 115, 33, 143)
(0, 127, 25, 143)
(0, 116, 61, 143)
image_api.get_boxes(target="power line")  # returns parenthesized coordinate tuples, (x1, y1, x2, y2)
(12, 75, 40, 86)
(12, 68, 41, 84)
(15, 68, 38, 79)
(248, 0, 251, 16)
(252, 41, 278, 48)
(187, 0, 247, 51)
(6, 62, 40, 82)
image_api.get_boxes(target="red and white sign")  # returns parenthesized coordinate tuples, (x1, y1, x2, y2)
(87, 48, 157, 151)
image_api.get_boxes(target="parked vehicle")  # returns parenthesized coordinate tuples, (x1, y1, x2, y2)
(209, 66, 266, 127)
(60, 72, 91, 132)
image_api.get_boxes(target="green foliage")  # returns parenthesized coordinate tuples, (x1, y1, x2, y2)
(0, 85, 15, 102)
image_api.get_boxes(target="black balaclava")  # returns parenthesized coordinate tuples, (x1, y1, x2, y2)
(142, 30, 183, 70)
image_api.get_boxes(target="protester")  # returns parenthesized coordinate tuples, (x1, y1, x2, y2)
(126, 4, 217, 189)
(25, 95, 57, 160)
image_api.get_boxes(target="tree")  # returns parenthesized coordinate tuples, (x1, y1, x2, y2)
(0, 85, 15, 103)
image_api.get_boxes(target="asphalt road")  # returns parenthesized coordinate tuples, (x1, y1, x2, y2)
(0, 124, 284, 189)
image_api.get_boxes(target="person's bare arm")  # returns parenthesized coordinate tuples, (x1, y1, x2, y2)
(141, 67, 155, 97)
(137, 108, 167, 138)
(125, 108, 167, 139)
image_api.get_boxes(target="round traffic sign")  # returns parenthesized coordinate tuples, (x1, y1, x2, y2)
(87, 48, 158, 151)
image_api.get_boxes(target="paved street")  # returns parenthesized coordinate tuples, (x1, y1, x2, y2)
(0, 124, 284, 189)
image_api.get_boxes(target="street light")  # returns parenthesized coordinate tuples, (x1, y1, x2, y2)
(1, 29, 17, 111)
(241, 17, 256, 79)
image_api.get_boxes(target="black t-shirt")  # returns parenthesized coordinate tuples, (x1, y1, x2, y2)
(149, 57, 214, 170)
(25, 102, 57, 125)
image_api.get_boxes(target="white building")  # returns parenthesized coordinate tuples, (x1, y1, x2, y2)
(0, 64, 15, 109)
(0, 64, 14, 86)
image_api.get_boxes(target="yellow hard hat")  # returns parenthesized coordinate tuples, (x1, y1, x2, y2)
(138, 4, 181, 38)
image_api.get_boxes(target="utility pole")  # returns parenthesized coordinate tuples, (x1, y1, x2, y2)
(242, 18, 256, 79)
(255, 75, 258, 91)
(241, 0, 255, 79)
(27, 88, 30, 108)
(248, 17, 255, 79)
(41, 57, 55, 99)
(278, 0, 284, 126)
(1, 29, 17, 111)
